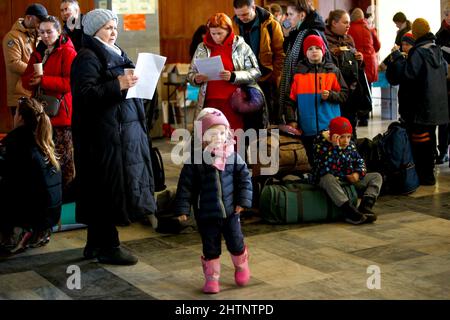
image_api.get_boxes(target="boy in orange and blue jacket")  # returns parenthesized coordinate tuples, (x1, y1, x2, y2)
(285, 34, 348, 163)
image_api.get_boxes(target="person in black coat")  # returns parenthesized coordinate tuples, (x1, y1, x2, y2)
(435, 7, 450, 164)
(60, 0, 84, 52)
(0, 97, 62, 254)
(174, 109, 252, 294)
(70, 9, 157, 265)
(386, 18, 449, 185)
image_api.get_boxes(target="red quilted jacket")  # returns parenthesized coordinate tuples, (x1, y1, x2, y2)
(348, 19, 381, 83)
(22, 35, 76, 127)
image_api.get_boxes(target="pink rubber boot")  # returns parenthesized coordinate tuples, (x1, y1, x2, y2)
(230, 245, 250, 286)
(201, 256, 220, 294)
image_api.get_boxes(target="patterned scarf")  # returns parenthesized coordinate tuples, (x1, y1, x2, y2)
(42, 46, 54, 65)
(278, 28, 309, 122)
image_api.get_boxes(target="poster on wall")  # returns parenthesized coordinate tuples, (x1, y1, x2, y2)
(112, 0, 156, 14)
(123, 14, 146, 31)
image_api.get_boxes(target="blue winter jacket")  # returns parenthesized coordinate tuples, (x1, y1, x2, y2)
(174, 153, 253, 219)
(286, 60, 348, 136)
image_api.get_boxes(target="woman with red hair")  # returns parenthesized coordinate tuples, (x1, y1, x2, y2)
(188, 12, 266, 131)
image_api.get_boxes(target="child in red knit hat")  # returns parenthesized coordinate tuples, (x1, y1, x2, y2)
(312, 116, 383, 225)
(285, 34, 348, 165)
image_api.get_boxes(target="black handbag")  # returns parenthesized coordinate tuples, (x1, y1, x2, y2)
(35, 86, 65, 117)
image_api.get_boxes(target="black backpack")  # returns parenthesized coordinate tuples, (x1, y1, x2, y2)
(336, 49, 359, 85)
(144, 91, 166, 193)
(150, 146, 166, 193)
(373, 122, 419, 195)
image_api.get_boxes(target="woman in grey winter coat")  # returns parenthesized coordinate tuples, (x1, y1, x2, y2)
(70, 9, 157, 265)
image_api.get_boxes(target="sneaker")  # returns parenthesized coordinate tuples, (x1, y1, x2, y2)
(358, 197, 377, 223)
(148, 214, 158, 229)
(9, 229, 33, 254)
(341, 201, 367, 225)
(4, 227, 25, 249)
(97, 246, 138, 266)
(28, 229, 52, 248)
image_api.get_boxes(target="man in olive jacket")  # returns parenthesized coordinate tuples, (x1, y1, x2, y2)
(232, 0, 285, 124)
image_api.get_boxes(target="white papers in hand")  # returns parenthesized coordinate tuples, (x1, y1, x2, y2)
(126, 53, 167, 100)
(194, 56, 224, 81)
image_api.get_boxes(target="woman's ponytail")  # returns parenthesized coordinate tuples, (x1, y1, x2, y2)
(17, 97, 60, 171)
(35, 111, 60, 171)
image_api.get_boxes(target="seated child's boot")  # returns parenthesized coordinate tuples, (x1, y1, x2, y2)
(201, 256, 220, 294)
(230, 245, 250, 286)
(358, 196, 377, 223)
(341, 201, 367, 225)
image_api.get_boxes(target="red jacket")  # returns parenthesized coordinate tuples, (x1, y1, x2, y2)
(22, 35, 76, 127)
(348, 19, 381, 83)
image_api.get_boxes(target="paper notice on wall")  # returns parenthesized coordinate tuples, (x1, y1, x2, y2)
(112, 0, 156, 14)
(123, 14, 146, 31)
(98, 0, 108, 9)
(126, 53, 166, 100)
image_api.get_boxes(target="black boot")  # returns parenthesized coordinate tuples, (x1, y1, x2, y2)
(83, 246, 100, 259)
(97, 246, 138, 265)
(419, 174, 436, 186)
(341, 201, 367, 225)
(358, 196, 377, 223)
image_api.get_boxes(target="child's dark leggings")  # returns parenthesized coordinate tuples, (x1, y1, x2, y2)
(196, 213, 245, 260)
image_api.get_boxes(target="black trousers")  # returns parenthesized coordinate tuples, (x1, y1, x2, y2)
(407, 124, 436, 179)
(437, 124, 449, 157)
(196, 213, 244, 260)
(301, 135, 316, 167)
(86, 223, 120, 249)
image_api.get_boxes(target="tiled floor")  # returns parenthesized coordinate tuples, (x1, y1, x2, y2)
(1, 105, 450, 300)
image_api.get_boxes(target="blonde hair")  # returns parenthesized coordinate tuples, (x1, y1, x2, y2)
(350, 8, 364, 22)
(17, 97, 60, 171)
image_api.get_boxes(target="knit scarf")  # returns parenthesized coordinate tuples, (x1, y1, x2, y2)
(94, 36, 122, 57)
(203, 140, 235, 171)
(278, 28, 309, 121)
(42, 46, 54, 65)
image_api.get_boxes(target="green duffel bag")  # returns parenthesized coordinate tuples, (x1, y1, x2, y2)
(259, 181, 358, 224)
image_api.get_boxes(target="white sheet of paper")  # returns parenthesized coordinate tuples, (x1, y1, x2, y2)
(126, 53, 166, 100)
(194, 56, 224, 81)
(441, 46, 450, 55)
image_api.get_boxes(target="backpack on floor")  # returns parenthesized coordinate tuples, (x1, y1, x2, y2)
(373, 121, 419, 195)
(259, 178, 357, 224)
(155, 188, 196, 234)
(356, 137, 383, 173)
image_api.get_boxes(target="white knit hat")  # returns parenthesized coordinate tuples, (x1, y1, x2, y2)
(83, 9, 118, 36)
